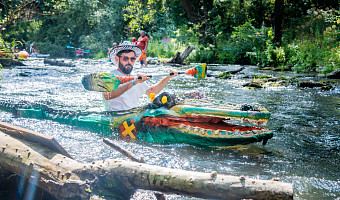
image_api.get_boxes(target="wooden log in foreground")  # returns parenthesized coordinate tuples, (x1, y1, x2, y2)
(0, 122, 293, 199)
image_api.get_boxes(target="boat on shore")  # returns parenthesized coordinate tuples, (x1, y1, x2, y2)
(0, 94, 272, 147)
(0, 50, 29, 59)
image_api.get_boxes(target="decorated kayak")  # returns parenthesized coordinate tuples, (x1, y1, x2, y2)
(0, 93, 272, 147)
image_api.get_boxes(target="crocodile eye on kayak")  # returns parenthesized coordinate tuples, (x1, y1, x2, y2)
(0, 93, 272, 148)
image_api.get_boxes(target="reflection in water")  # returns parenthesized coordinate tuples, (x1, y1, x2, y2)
(0, 59, 339, 199)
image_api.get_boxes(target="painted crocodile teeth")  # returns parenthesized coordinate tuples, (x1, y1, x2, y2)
(186, 126, 191, 131)
(252, 130, 259, 134)
(179, 124, 184, 128)
(193, 127, 199, 132)
(214, 130, 219, 135)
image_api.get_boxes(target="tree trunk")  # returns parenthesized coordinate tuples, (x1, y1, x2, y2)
(166, 46, 195, 65)
(274, 0, 284, 46)
(0, 122, 293, 199)
(179, 0, 214, 44)
(179, 0, 200, 24)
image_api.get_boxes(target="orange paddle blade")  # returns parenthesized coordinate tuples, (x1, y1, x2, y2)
(185, 64, 207, 79)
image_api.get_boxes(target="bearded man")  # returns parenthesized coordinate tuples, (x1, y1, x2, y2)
(104, 41, 178, 111)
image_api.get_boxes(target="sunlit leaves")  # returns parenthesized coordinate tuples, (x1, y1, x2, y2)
(123, 0, 157, 33)
(0, 0, 67, 35)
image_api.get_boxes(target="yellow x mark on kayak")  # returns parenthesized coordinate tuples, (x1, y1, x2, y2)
(122, 121, 136, 139)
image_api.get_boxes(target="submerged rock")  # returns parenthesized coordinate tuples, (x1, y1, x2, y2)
(298, 80, 334, 90)
(44, 59, 75, 67)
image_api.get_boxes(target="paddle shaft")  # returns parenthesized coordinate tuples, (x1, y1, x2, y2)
(139, 72, 185, 79)
(82, 64, 205, 92)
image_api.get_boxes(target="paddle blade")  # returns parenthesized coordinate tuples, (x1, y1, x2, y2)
(67, 45, 74, 49)
(185, 63, 207, 79)
(82, 72, 121, 92)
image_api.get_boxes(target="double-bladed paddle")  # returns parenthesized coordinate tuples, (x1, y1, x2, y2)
(82, 63, 207, 92)
(67, 46, 90, 53)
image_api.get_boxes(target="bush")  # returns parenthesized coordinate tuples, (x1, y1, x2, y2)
(147, 38, 188, 59)
(220, 20, 273, 65)
(286, 8, 340, 73)
(188, 46, 215, 63)
(93, 51, 106, 59)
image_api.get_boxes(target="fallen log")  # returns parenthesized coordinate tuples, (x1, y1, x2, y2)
(208, 66, 246, 79)
(0, 121, 71, 158)
(327, 69, 340, 79)
(0, 122, 293, 199)
(166, 46, 195, 65)
(44, 59, 75, 67)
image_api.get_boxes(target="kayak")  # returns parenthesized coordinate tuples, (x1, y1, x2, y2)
(29, 53, 50, 58)
(0, 51, 29, 59)
(0, 95, 272, 147)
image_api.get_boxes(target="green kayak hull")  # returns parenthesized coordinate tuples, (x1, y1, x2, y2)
(0, 100, 273, 147)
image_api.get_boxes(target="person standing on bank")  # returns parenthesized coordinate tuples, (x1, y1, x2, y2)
(104, 41, 178, 111)
(136, 30, 149, 67)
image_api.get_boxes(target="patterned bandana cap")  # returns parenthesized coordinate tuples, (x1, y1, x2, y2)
(109, 41, 142, 63)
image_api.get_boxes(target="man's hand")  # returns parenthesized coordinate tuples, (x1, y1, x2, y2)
(135, 73, 150, 84)
(169, 69, 178, 78)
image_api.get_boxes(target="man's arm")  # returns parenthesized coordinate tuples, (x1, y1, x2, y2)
(103, 81, 135, 100)
(146, 70, 178, 95)
(103, 74, 149, 100)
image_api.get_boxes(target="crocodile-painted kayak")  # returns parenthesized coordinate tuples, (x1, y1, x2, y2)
(0, 97, 273, 147)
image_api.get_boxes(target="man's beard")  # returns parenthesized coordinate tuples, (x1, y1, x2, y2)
(118, 62, 133, 74)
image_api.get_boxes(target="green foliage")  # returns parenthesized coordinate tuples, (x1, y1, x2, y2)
(93, 51, 106, 59)
(219, 20, 273, 65)
(0, 0, 67, 34)
(285, 8, 340, 73)
(147, 38, 186, 58)
(188, 45, 215, 63)
(1, 0, 338, 76)
(123, 0, 157, 33)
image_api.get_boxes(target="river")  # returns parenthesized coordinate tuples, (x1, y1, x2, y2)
(0, 58, 339, 199)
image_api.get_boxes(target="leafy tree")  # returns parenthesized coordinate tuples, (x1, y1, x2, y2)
(0, 0, 67, 35)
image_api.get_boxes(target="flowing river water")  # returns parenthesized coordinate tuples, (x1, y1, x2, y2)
(0, 58, 339, 199)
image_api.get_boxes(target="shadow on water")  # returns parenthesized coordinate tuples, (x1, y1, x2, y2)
(0, 59, 339, 199)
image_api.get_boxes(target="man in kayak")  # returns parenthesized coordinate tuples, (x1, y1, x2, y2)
(75, 48, 83, 59)
(104, 41, 178, 111)
(136, 30, 148, 67)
